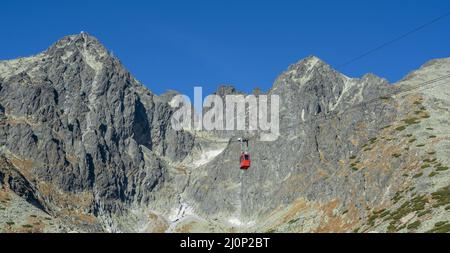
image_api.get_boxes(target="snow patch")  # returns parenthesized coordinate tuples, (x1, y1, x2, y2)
(331, 78, 350, 110)
(192, 148, 226, 167)
(228, 217, 243, 226)
(355, 82, 366, 103)
(227, 217, 256, 227)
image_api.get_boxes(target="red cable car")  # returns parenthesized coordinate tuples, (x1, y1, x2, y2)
(238, 138, 251, 170)
(240, 152, 251, 170)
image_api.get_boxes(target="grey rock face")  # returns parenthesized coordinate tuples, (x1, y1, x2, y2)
(186, 56, 398, 221)
(0, 33, 195, 230)
(0, 155, 47, 212)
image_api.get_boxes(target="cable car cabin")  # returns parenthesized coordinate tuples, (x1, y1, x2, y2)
(240, 152, 251, 170)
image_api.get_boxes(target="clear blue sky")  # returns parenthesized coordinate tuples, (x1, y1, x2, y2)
(1, 0, 449, 98)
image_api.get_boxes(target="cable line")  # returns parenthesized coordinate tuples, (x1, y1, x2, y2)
(338, 10, 450, 68)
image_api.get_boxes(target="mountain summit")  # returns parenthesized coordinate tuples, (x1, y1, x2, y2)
(1, 34, 450, 233)
(46, 32, 110, 56)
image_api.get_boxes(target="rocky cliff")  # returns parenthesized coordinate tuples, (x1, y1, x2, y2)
(1, 33, 449, 233)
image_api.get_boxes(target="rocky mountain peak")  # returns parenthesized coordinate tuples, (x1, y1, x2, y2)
(271, 56, 343, 93)
(43, 32, 115, 77)
(286, 55, 331, 73)
(291, 55, 324, 67)
(46, 32, 108, 56)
